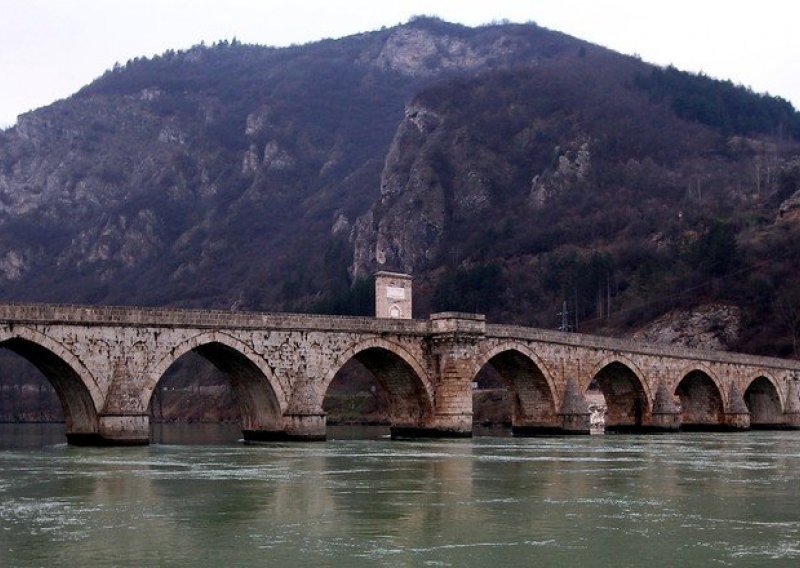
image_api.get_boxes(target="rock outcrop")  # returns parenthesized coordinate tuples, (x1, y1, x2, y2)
(350, 103, 448, 279)
(778, 189, 800, 222)
(528, 138, 591, 208)
(366, 25, 531, 78)
(631, 304, 742, 351)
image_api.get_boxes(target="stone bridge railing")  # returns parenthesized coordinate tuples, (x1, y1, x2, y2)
(486, 323, 800, 373)
(0, 302, 430, 334)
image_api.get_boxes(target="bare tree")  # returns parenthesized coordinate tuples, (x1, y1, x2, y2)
(776, 288, 800, 356)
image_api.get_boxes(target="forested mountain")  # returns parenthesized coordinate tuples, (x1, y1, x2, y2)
(1, 17, 800, 358)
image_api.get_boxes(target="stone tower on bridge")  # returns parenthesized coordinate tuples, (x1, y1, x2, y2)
(374, 271, 413, 319)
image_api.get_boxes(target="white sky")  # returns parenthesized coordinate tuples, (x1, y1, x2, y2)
(1, 1, 798, 129)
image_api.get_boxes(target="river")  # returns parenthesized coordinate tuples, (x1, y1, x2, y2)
(1, 424, 799, 566)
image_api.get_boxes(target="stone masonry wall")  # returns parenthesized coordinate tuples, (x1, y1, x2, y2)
(0, 302, 798, 443)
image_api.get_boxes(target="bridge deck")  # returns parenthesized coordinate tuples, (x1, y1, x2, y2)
(0, 302, 796, 373)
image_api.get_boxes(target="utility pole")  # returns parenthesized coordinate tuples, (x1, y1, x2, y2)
(557, 299, 571, 332)
(449, 248, 459, 268)
(574, 288, 579, 332)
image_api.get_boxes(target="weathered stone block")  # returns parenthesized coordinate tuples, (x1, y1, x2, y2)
(97, 414, 149, 445)
(651, 412, 681, 432)
(282, 413, 326, 441)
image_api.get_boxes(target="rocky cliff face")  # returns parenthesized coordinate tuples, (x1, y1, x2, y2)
(351, 103, 449, 278)
(0, 17, 798, 359)
(366, 25, 533, 77)
(631, 304, 742, 350)
(0, 89, 228, 289)
(350, 99, 599, 279)
(346, 50, 800, 357)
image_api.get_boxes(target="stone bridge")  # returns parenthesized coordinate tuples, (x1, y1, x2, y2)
(1, 303, 799, 445)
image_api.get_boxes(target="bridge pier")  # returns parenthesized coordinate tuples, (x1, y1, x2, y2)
(66, 414, 150, 446)
(390, 414, 473, 439)
(782, 412, 800, 429)
(558, 377, 591, 434)
(650, 413, 681, 432)
(99, 414, 150, 445)
(279, 413, 326, 441)
(724, 413, 751, 430)
(415, 312, 489, 439)
(282, 413, 326, 441)
(782, 380, 800, 429)
(241, 414, 326, 442)
(650, 380, 681, 432)
(725, 384, 750, 431)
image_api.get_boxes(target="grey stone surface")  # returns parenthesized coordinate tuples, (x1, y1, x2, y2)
(1, 302, 798, 444)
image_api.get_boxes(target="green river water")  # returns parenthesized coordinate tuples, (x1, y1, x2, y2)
(1, 424, 799, 567)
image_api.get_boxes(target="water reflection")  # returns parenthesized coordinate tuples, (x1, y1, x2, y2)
(1, 426, 800, 566)
(151, 422, 242, 445)
(0, 422, 65, 449)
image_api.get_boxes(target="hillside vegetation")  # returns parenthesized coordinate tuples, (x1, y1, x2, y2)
(0, 17, 799, 364)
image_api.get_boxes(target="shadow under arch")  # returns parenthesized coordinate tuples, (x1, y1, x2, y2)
(587, 357, 652, 433)
(744, 374, 784, 429)
(0, 326, 101, 442)
(146, 332, 286, 439)
(321, 339, 434, 436)
(674, 366, 726, 430)
(472, 342, 559, 435)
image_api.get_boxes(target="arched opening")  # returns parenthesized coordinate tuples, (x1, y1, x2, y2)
(148, 342, 282, 444)
(323, 346, 432, 438)
(474, 349, 557, 435)
(744, 376, 783, 429)
(589, 361, 649, 433)
(675, 370, 724, 430)
(472, 364, 510, 432)
(0, 337, 98, 445)
(323, 358, 391, 436)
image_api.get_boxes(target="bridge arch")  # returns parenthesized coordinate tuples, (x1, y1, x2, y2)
(472, 342, 558, 432)
(674, 365, 726, 429)
(145, 331, 287, 433)
(0, 325, 101, 436)
(586, 355, 652, 431)
(321, 338, 434, 428)
(743, 373, 784, 428)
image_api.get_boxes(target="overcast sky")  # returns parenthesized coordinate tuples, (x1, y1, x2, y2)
(1, 1, 798, 129)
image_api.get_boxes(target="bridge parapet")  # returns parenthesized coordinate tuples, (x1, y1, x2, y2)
(485, 323, 800, 372)
(0, 302, 431, 334)
(429, 312, 486, 336)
